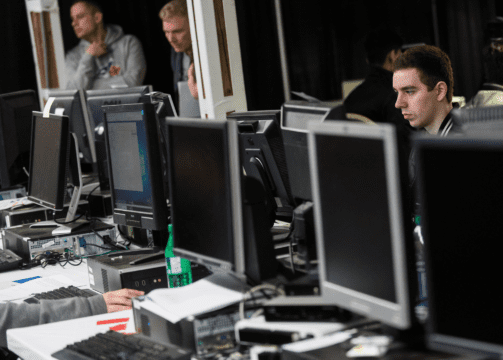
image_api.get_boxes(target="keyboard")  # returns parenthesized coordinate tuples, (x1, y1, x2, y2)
(0, 249, 23, 272)
(24, 285, 98, 304)
(52, 330, 192, 360)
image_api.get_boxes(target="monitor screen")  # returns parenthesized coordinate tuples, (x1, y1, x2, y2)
(415, 135, 503, 357)
(27, 112, 70, 210)
(164, 118, 245, 277)
(103, 103, 167, 231)
(48, 89, 95, 165)
(309, 121, 414, 330)
(0, 90, 40, 189)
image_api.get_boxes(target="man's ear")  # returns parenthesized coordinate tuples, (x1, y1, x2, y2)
(94, 11, 103, 24)
(435, 81, 448, 101)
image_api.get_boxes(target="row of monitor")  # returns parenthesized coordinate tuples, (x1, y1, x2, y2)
(0, 86, 176, 191)
(9, 85, 503, 357)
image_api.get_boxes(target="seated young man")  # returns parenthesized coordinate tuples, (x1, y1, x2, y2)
(392, 44, 458, 136)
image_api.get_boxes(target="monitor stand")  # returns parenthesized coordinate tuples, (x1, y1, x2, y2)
(30, 133, 88, 235)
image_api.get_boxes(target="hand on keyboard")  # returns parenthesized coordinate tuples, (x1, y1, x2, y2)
(103, 288, 145, 313)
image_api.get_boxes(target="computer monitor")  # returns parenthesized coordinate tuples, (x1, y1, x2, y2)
(0, 90, 40, 189)
(28, 111, 85, 235)
(47, 89, 96, 166)
(102, 103, 168, 233)
(451, 105, 503, 131)
(87, 85, 153, 190)
(164, 118, 277, 284)
(281, 100, 341, 203)
(86, 85, 154, 131)
(309, 121, 416, 330)
(415, 134, 503, 357)
(227, 110, 294, 222)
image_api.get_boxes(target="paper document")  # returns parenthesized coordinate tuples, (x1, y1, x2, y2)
(0, 197, 34, 211)
(141, 278, 244, 323)
(0, 274, 77, 301)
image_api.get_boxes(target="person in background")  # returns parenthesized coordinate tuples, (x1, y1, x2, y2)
(65, 0, 147, 90)
(465, 20, 503, 108)
(344, 27, 407, 129)
(0, 288, 144, 348)
(159, 0, 198, 101)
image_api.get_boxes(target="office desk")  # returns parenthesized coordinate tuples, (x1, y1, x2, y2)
(7, 309, 135, 360)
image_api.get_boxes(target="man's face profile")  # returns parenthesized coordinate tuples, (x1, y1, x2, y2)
(70, 2, 99, 40)
(393, 68, 439, 130)
(162, 16, 191, 54)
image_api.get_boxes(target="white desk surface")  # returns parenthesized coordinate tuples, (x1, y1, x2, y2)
(7, 309, 135, 360)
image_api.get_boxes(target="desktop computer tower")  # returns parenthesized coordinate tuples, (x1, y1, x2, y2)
(86, 252, 167, 293)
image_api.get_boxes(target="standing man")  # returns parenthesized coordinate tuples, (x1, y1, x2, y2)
(159, 0, 198, 102)
(65, 0, 147, 90)
(393, 45, 456, 136)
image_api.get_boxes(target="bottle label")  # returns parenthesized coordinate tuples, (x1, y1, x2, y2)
(167, 257, 183, 274)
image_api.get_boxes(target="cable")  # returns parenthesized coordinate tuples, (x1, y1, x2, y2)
(54, 212, 86, 224)
(239, 284, 285, 320)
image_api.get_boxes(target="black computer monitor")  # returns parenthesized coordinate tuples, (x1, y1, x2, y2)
(0, 90, 40, 189)
(228, 110, 294, 222)
(27, 111, 85, 235)
(281, 101, 341, 203)
(415, 134, 503, 357)
(164, 118, 277, 284)
(47, 89, 95, 166)
(309, 121, 416, 330)
(103, 103, 168, 233)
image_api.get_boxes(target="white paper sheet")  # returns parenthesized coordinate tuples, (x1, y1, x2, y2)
(0, 274, 77, 301)
(141, 278, 244, 323)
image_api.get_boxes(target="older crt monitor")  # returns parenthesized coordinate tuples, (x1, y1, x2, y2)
(415, 135, 503, 357)
(309, 121, 415, 330)
(281, 101, 338, 203)
(103, 103, 168, 231)
(47, 89, 95, 166)
(228, 110, 294, 222)
(164, 118, 246, 279)
(0, 90, 40, 189)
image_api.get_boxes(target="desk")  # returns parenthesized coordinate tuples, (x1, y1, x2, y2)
(7, 309, 135, 360)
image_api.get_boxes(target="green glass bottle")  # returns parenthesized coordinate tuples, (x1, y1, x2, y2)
(165, 224, 192, 288)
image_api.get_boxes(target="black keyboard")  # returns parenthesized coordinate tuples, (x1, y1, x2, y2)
(52, 331, 192, 360)
(24, 285, 98, 304)
(0, 249, 23, 272)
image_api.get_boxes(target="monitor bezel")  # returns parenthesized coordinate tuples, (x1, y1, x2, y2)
(414, 134, 503, 357)
(48, 89, 96, 163)
(164, 118, 245, 278)
(309, 120, 412, 330)
(103, 102, 168, 231)
(27, 111, 70, 211)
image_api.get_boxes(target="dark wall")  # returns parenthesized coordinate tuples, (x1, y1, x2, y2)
(1, 0, 501, 108)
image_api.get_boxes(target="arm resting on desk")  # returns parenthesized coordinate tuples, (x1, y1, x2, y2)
(0, 295, 106, 348)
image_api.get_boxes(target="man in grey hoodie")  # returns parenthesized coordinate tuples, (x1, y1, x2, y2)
(65, 0, 147, 90)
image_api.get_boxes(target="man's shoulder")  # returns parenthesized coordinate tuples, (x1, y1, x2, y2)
(65, 41, 87, 61)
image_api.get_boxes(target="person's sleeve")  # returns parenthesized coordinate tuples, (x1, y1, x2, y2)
(118, 35, 147, 87)
(65, 50, 96, 90)
(0, 295, 107, 348)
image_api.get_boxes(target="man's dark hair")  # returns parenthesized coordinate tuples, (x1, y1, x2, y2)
(482, 41, 503, 85)
(71, 0, 104, 16)
(393, 45, 454, 103)
(364, 27, 403, 66)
